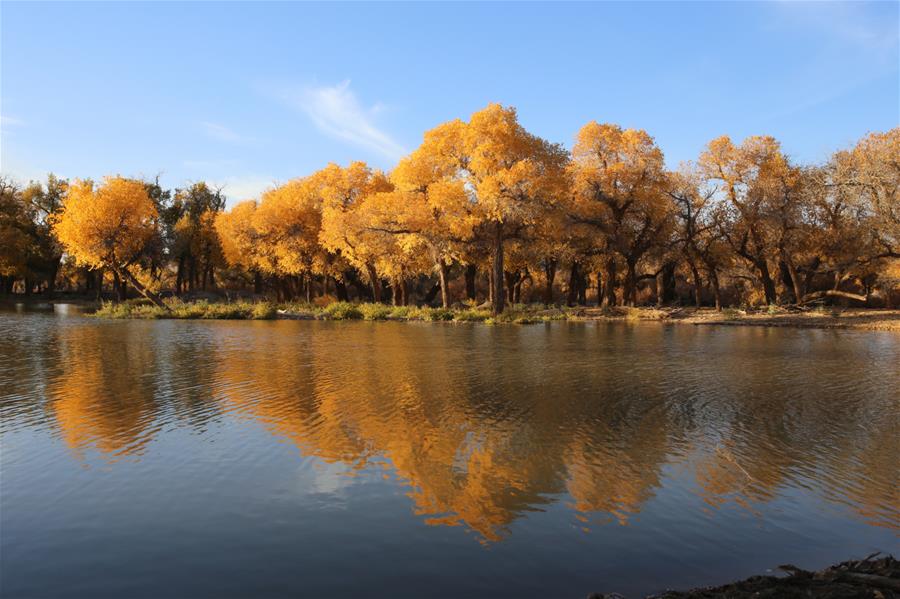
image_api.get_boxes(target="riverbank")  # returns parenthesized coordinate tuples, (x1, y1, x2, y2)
(86, 299, 900, 330)
(590, 553, 899, 598)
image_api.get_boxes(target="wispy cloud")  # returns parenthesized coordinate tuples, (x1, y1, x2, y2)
(200, 121, 244, 143)
(755, 2, 899, 127)
(280, 80, 406, 160)
(771, 2, 899, 54)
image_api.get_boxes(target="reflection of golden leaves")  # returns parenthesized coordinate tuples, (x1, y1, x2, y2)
(47, 325, 158, 460)
(44, 320, 900, 539)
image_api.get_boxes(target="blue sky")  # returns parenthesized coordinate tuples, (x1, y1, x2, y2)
(2, 2, 897, 204)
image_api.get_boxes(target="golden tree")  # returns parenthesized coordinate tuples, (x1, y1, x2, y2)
(167, 182, 225, 294)
(568, 123, 672, 306)
(698, 135, 800, 305)
(252, 177, 328, 300)
(214, 200, 267, 294)
(423, 104, 568, 314)
(318, 162, 395, 302)
(366, 121, 478, 307)
(53, 176, 166, 307)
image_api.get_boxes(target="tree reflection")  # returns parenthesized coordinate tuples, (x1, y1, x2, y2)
(40, 321, 899, 538)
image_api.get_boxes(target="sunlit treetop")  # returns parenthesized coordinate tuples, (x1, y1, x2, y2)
(53, 176, 158, 269)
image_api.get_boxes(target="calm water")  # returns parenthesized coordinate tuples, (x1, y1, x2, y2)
(1, 306, 898, 598)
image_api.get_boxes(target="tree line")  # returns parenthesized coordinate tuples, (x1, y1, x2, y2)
(2, 104, 897, 314)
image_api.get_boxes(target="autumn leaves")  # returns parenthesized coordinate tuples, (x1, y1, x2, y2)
(45, 104, 899, 312)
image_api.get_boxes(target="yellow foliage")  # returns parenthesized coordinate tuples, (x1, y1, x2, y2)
(53, 177, 157, 269)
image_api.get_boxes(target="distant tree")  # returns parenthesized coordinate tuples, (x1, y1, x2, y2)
(166, 182, 225, 294)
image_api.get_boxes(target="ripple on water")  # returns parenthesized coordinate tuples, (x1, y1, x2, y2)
(1, 314, 898, 598)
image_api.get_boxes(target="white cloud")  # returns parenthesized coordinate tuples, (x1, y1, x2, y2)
(282, 80, 406, 160)
(200, 121, 244, 143)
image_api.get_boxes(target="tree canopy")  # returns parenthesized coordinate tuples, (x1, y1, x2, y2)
(2, 106, 897, 312)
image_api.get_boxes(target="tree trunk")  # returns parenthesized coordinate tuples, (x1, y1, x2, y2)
(781, 252, 804, 306)
(603, 257, 617, 307)
(596, 272, 603, 307)
(799, 290, 867, 305)
(424, 283, 441, 304)
(577, 273, 587, 305)
(95, 269, 104, 301)
(47, 257, 61, 299)
(710, 269, 722, 311)
(401, 279, 409, 306)
(113, 270, 124, 301)
(334, 278, 348, 302)
(488, 267, 494, 306)
(437, 260, 451, 308)
(755, 259, 777, 305)
(543, 259, 557, 305)
(566, 261, 580, 306)
(656, 270, 666, 308)
(187, 257, 195, 292)
(779, 260, 795, 303)
(505, 270, 520, 307)
(366, 263, 382, 303)
(624, 259, 637, 307)
(115, 266, 167, 310)
(689, 261, 702, 308)
(176, 255, 185, 294)
(491, 223, 504, 315)
(465, 264, 477, 301)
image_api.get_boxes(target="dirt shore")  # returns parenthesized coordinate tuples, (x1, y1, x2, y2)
(590, 554, 899, 598)
(568, 306, 900, 332)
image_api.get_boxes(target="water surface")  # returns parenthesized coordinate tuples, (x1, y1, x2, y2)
(1, 308, 898, 597)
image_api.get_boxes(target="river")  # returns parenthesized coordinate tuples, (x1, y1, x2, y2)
(1, 305, 897, 598)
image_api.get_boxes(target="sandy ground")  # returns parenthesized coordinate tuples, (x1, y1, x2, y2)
(566, 307, 900, 332)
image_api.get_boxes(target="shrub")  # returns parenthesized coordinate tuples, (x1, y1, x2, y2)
(388, 305, 413, 319)
(323, 301, 363, 320)
(359, 303, 392, 320)
(251, 302, 277, 320)
(453, 309, 490, 322)
(424, 307, 455, 321)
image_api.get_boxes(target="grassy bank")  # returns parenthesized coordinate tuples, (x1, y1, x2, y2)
(93, 298, 558, 324)
(92, 299, 900, 330)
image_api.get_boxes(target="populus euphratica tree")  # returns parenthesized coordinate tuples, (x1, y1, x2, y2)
(53, 177, 167, 308)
